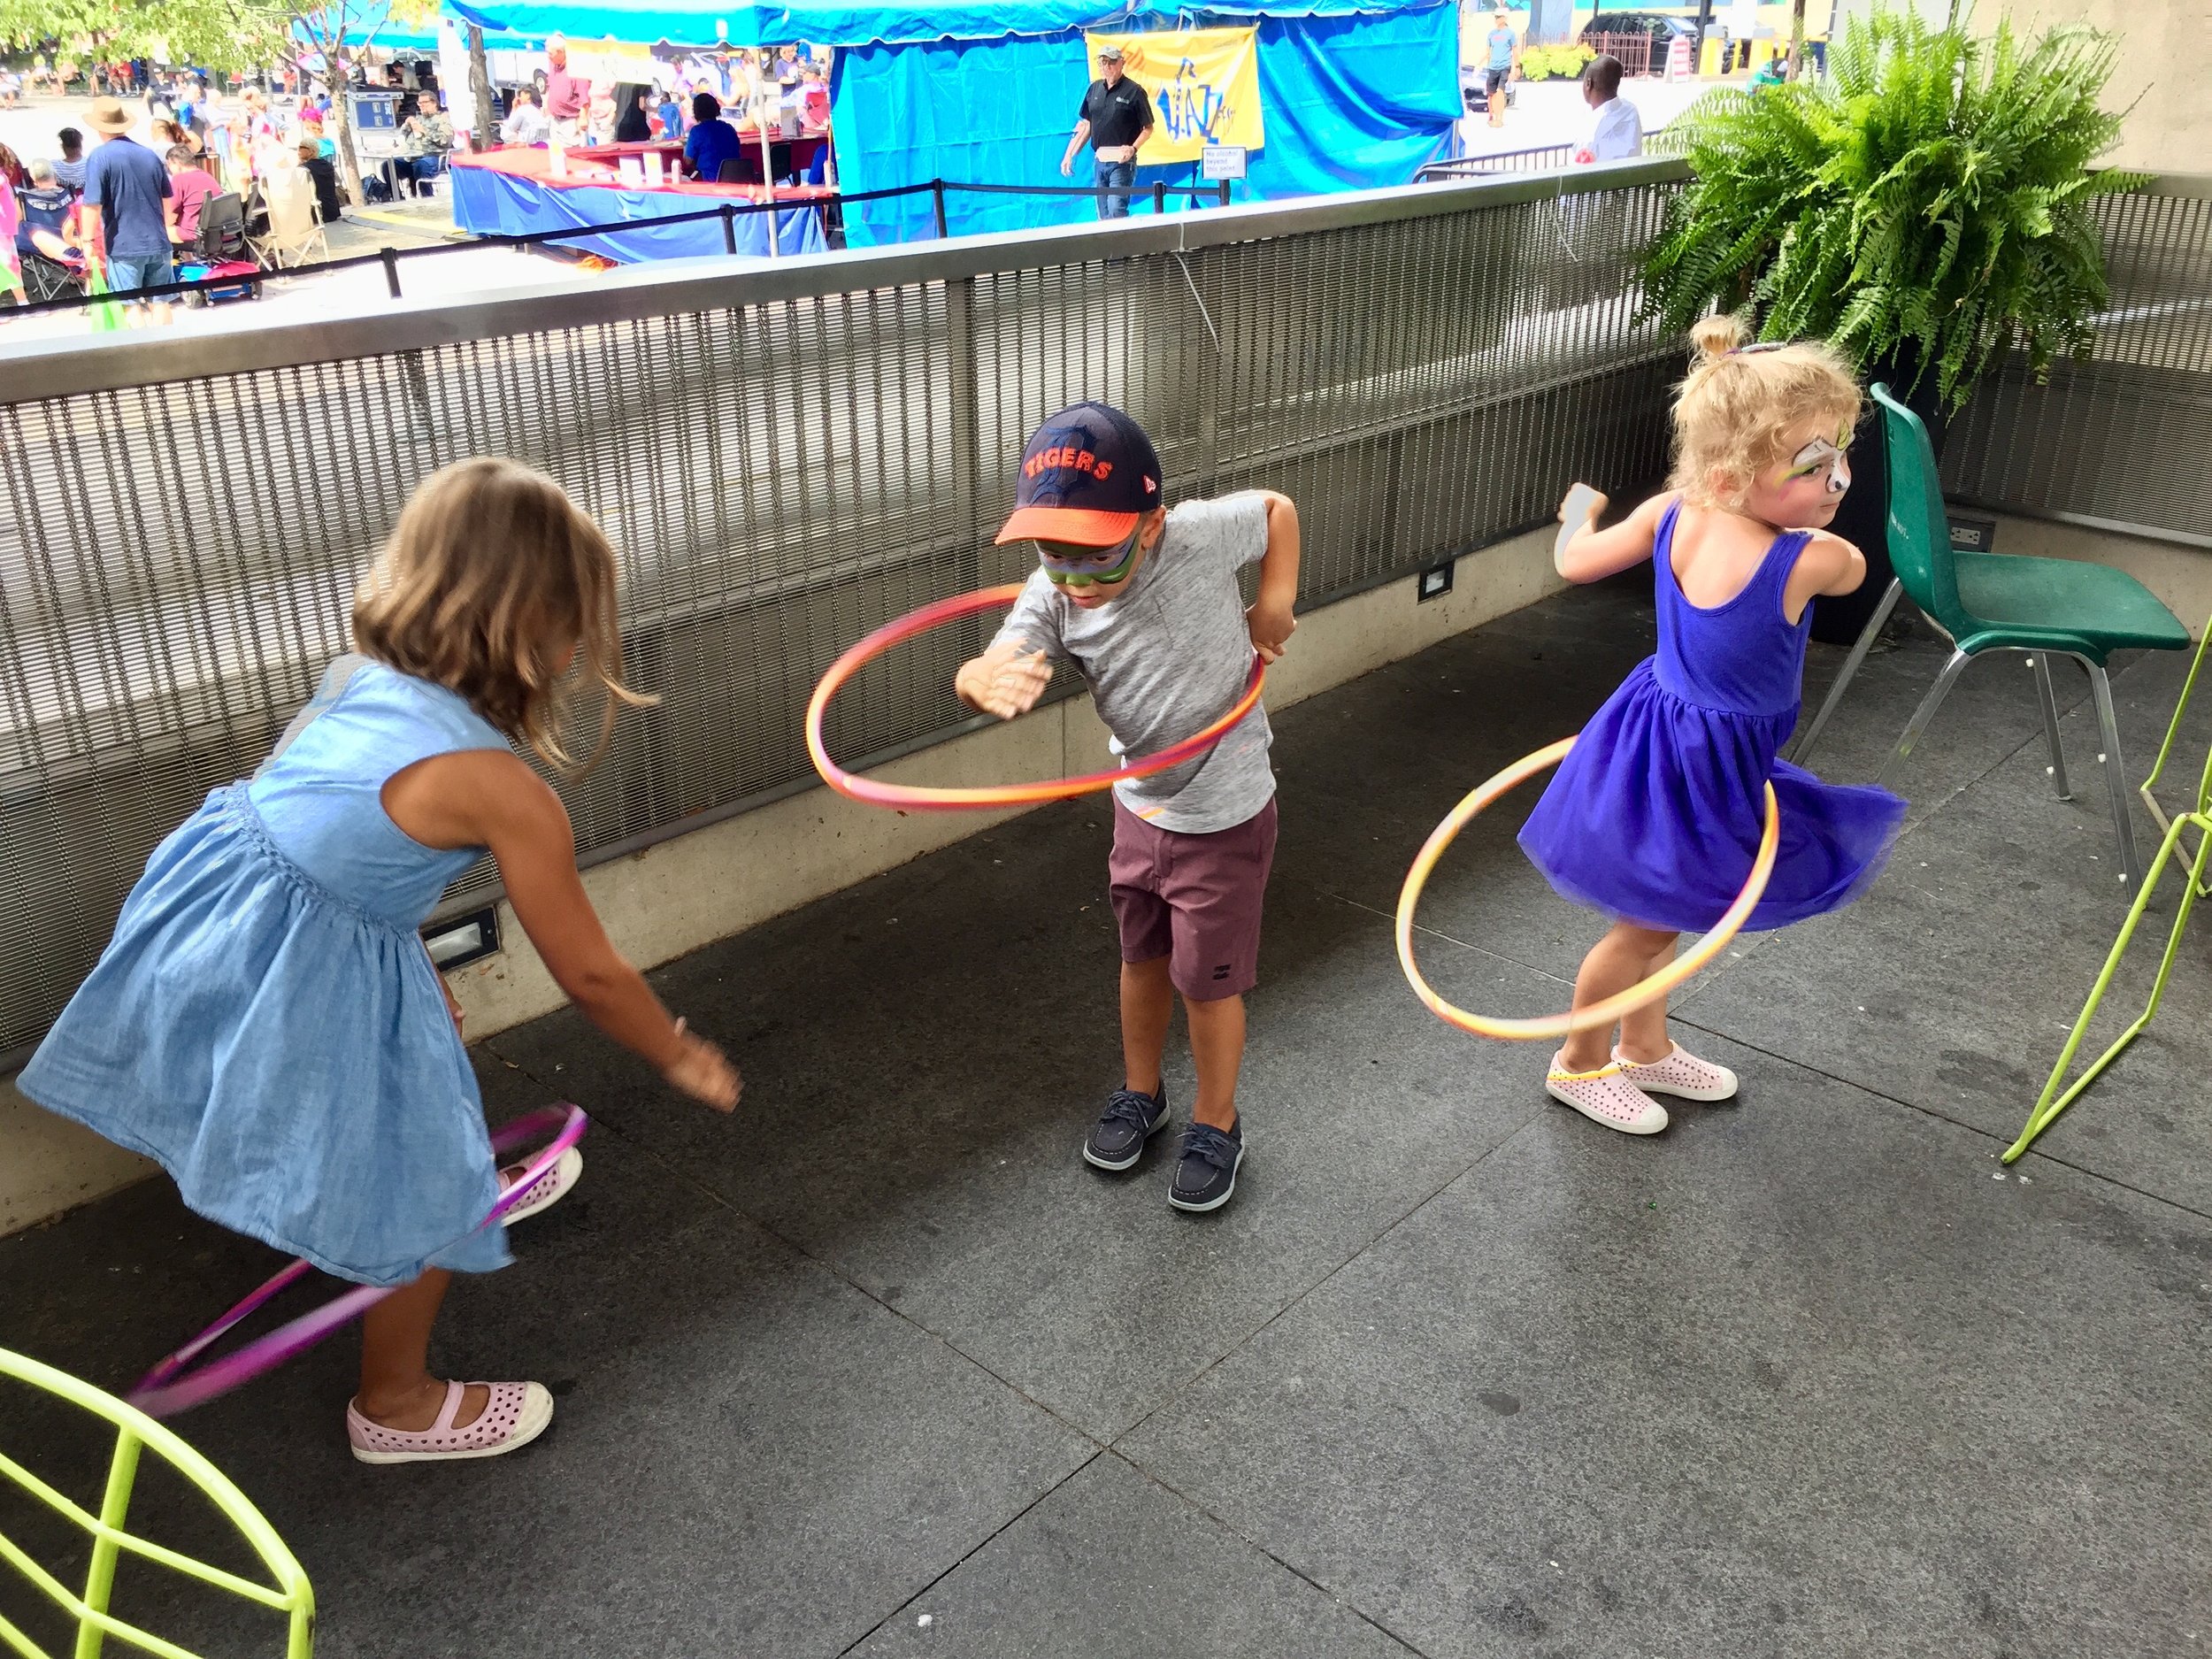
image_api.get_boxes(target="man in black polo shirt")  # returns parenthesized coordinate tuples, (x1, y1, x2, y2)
(1060, 43, 1153, 220)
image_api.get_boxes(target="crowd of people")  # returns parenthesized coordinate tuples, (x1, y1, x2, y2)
(495, 35, 832, 179)
(0, 74, 374, 309)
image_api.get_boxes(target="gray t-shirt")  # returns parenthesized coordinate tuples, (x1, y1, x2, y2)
(993, 493, 1275, 834)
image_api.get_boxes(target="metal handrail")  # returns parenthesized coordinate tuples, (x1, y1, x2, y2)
(0, 157, 1694, 406)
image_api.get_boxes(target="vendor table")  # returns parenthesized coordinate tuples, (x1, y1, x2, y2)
(449, 142, 832, 263)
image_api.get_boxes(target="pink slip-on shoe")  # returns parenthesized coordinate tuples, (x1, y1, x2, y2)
(1545, 1056, 1669, 1135)
(348, 1379, 554, 1465)
(1613, 1043, 1739, 1102)
(498, 1146, 582, 1227)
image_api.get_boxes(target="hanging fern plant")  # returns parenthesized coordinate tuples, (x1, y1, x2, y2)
(1641, 5, 2145, 413)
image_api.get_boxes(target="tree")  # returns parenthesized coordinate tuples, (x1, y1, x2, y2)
(289, 0, 442, 202)
(0, 0, 288, 72)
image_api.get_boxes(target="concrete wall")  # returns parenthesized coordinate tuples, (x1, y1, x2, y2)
(0, 526, 1566, 1239)
(1832, 0, 2209, 172)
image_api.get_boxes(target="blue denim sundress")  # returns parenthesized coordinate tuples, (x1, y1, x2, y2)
(1517, 503, 1907, 934)
(19, 658, 517, 1287)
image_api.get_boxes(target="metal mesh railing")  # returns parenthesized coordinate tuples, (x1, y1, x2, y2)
(0, 166, 1684, 1056)
(1942, 177, 2212, 547)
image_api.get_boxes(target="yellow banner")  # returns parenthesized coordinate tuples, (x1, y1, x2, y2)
(1084, 27, 1263, 165)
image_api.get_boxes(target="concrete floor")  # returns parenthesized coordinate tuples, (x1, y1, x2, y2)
(4, 576, 2210, 1658)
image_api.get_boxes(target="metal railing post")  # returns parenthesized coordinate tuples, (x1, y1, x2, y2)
(721, 204, 738, 254)
(930, 179, 949, 240)
(1152, 181, 1167, 215)
(380, 247, 401, 299)
(1218, 179, 1231, 208)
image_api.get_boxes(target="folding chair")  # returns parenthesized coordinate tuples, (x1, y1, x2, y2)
(250, 166, 326, 270)
(0, 1347, 314, 1657)
(1791, 384, 2191, 887)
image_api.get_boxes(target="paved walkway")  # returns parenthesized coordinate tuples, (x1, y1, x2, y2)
(4, 580, 2208, 1656)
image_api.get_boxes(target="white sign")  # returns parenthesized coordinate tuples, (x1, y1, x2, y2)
(1201, 143, 1248, 181)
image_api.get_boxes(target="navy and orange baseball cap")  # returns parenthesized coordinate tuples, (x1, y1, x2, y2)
(995, 403, 1161, 548)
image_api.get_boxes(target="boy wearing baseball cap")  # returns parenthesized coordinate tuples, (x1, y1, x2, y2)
(955, 403, 1300, 1212)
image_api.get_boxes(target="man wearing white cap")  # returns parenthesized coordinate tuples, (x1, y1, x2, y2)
(1061, 42, 1153, 220)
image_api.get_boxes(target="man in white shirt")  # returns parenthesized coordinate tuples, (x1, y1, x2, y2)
(1576, 54, 1642, 163)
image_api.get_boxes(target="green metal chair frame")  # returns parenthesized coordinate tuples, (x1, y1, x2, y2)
(0, 1348, 313, 1659)
(2007, 706, 2212, 1160)
(1790, 384, 2193, 888)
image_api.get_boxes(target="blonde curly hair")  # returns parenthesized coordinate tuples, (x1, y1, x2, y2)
(1669, 313, 1863, 511)
(352, 458, 651, 776)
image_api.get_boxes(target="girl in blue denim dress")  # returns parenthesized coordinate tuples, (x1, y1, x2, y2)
(21, 459, 741, 1464)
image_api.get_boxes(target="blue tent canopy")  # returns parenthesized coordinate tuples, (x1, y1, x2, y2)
(296, 2, 445, 52)
(444, 0, 1439, 46)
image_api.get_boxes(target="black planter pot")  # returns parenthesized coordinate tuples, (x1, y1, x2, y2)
(1811, 353, 1950, 645)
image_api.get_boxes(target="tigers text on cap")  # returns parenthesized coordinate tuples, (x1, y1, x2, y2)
(996, 403, 1161, 546)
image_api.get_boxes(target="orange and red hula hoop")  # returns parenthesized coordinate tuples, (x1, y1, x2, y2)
(806, 581, 1265, 811)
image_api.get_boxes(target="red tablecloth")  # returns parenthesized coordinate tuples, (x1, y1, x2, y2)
(453, 134, 833, 200)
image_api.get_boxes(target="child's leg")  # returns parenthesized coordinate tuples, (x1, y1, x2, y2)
(1121, 956, 1175, 1096)
(357, 1268, 488, 1430)
(1558, 921, 1680, 1073)
(1615, 935, 1678, 1066)
(1183, 991, 1245, 1131)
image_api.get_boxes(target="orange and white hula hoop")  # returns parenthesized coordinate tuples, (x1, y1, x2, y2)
(806, 581, 1267, 811)
(1395, 736, 1780, 1041)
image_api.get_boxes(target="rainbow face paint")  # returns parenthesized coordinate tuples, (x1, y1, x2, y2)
(1781, 433, 1852, 497)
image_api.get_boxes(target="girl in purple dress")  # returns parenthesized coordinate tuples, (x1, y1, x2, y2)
(1518, 315, 1906, 1136)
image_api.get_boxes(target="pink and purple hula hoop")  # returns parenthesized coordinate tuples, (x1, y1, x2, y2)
(127, 1104, 587, 1419)
(806, 581, 1266, 810)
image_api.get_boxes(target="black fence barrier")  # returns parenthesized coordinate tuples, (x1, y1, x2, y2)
(9, 173, 1247, 321)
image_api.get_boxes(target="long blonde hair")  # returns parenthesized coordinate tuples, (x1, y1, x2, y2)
(1669, 313, 1863, 510)
(352, 458, 649, 774)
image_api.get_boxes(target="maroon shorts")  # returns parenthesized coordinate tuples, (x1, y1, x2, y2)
(1109, 795, 1279, 1002)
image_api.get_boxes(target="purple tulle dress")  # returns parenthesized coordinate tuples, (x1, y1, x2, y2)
(1517, 503, 1906, 934)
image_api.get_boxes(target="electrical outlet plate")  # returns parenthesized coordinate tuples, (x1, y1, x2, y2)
(423, 906, 501, 970)
(1948, 515, 1997, 554)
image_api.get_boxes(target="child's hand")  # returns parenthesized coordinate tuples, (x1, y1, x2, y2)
(1557, 482, 1608, 531)
(956, 641, 1052, 720)
(664, 1018, 741, 1113)
(1555, 483, 1606, 578)
(1247, 601, 1296, 664)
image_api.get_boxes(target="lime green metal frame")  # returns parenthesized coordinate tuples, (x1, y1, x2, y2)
(0, 1348, 313, 1659)
(2009, 626, 2212, 1161)
(2137, 624, 2212, 900)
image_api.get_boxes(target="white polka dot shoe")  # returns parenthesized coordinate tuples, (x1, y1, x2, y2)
(1545, 1056, 1669, 1135)
(1612, 1042, 1740, 1102)
(348, 1379, 554, 1464)
(498, 1146, 582, 1227)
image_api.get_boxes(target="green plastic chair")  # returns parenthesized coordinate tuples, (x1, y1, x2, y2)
(1792, 384, 2192, 887)
(0, 1348, 314, 1659)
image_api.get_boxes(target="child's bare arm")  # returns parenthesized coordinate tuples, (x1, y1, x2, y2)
(1248, 493, 1300, 663)
(1781, 529, 1867, 622)
(1555, 486, 1677, 584)
(386, 750, 740, 1111)
(955, 640, 1053, 719)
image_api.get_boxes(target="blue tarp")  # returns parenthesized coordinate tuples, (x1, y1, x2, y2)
(444, 0, 1438, 47)
(297, 3, 444, 52)
(449, 165, 830, 259)
(830, 4, 1457, 245)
